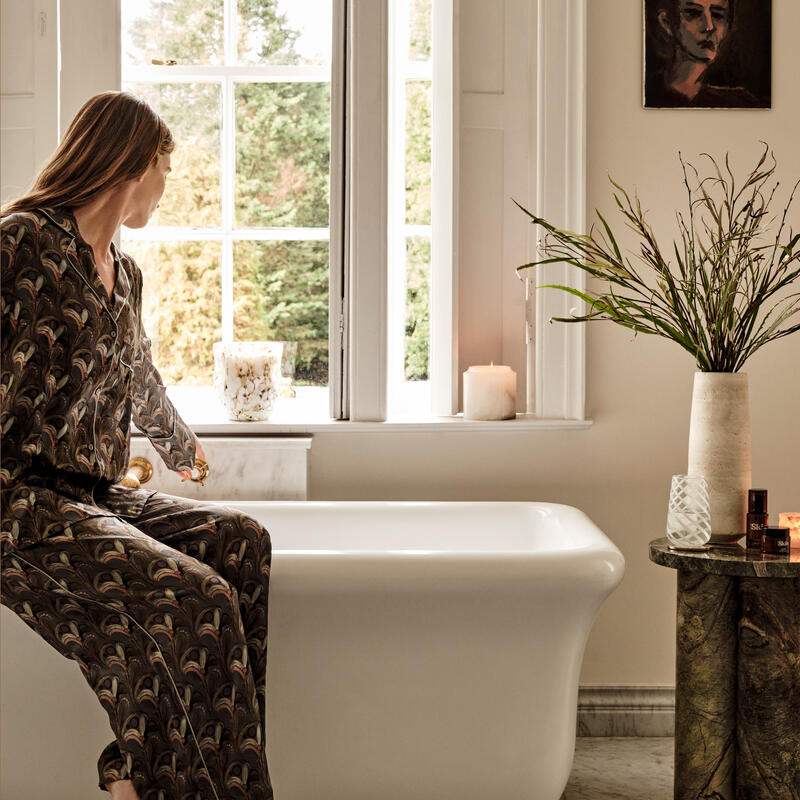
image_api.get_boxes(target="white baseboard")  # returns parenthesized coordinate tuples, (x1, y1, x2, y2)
(577, 685, 675, 737)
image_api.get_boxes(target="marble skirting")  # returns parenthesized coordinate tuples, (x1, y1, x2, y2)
(128, 435, 312, 500)
(577, 686, 675, 737)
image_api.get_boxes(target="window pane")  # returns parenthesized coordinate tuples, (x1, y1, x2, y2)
(121, 0, 224, 67)
(124, 82, 222, 227)
(405, 236, 430, 381)
(121, 240, 222, 386)
(408, 0, 432, 62)
(233, 240, 329, 386)
(406, 80, 431, 225)
(237, 0, 332, 66)
(235, 82, 331, 228)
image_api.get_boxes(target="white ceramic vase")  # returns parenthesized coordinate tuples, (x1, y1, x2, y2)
(687, 372, 751, 545)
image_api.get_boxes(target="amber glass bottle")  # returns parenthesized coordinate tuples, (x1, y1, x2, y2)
(746, 489, 768, 550)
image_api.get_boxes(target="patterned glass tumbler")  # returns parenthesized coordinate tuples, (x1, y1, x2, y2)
(666, 474, 712, 550)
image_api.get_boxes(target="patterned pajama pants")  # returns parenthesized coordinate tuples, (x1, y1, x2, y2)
(0, 488, 273, 800)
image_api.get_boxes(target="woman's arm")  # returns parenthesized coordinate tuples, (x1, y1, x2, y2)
(129, 264, 200, 474)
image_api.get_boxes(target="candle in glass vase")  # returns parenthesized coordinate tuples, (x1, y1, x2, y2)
(213, 341, 284, 421)
(778, 512, 800, 550)
(463, 364, 517, 420)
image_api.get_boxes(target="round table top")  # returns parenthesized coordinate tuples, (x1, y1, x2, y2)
(649, 537, 800, 578)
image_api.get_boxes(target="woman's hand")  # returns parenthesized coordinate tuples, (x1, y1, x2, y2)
(106, 780, 141, 800)
(176, 439, 207, 481)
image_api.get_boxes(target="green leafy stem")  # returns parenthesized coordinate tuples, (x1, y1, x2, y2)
(515, 144, 800, 372)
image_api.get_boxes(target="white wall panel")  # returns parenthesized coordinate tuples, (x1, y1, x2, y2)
(59, 0, 121, 135)
(0, 0, 58, 206)
(460, 0, 504, 93)
(1, 0, 35, 94)
(458, 127, 505, 393)
(0, 127, 35, 204)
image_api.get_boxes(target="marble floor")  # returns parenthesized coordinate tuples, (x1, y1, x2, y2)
(563, 737, 674, 800)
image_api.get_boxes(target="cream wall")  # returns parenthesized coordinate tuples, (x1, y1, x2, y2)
(1, 0, 797, 696)
(306, 0, 800, 686)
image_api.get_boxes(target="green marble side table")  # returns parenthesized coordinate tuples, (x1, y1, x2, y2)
(649, 539, 800, 800)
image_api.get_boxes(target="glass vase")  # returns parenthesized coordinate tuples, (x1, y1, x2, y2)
(666, 474, 712, 550)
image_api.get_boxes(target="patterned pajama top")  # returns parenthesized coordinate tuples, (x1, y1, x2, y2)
(0, 207, 197, 552)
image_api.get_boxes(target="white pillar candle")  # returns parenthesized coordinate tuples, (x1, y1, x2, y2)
(463, 364, 517, 420)
(213, 341, 284, 421)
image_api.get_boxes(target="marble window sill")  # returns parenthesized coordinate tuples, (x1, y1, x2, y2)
(130, 385, 594, 435)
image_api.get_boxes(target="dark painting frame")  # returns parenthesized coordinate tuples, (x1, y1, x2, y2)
(643, 0, 771, 108)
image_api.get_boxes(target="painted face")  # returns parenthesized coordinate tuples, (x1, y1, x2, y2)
(673, 0, 731, 63)
(124, 152, 171, 228)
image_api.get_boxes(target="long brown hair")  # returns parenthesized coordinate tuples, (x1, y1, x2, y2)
(1, 91, 173, 217)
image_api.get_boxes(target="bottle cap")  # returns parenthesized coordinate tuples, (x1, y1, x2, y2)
(762, 527, 788, 537)
(748, 489, 768, 514)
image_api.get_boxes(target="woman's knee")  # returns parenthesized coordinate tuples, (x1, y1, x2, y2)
(217, 509, 271, 561)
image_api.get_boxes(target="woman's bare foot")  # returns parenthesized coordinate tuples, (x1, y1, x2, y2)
(105, 779, 141, 800)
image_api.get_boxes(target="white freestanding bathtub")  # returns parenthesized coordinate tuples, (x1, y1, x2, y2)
(245, 501, 624, 800)
(0, 500, 623, 800)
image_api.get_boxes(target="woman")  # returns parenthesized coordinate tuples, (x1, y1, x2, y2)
(1, 92, 272, 800)
(646, 0, 765, 108)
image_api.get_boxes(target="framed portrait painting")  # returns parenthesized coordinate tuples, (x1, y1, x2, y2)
(644, 0, 771, 108)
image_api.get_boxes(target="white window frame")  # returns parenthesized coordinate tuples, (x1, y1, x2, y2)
(345, 0, 387, 421)
(347, 0, 586, 422)
(531, 0, 586, 420)
(58, 0, 588, 429)
(429, 0, 458, 417)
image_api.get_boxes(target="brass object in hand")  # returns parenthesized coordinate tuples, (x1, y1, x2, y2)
(191, 459, 210, 486)
(121, 456, 154, 489)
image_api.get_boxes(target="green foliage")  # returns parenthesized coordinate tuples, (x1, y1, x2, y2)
(234, 240, 329, 384)
(408, 0, 432, 61)
(237, 0, 300, 64)
(405, 237, 430, 380)
(516, 146, 800, 372)
(405, 81, 431, 226)
(130, 82, 222, 227)
(236, 82, 330, 228)
(126, 240, 222, 386)
(404, 78, 431, 379)
(126, 0, 224, 65)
